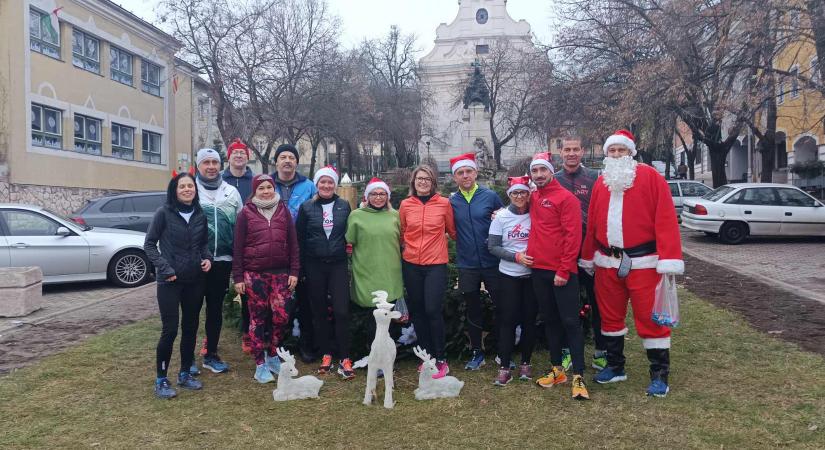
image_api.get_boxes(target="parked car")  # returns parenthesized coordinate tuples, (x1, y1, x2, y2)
(70, 191, 165, 232)
(0, 204, 152, 287)
(668, 180, 713, 215)
(681, 183, 825, 244)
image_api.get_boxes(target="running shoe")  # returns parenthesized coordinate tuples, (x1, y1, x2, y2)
(154, 377, 177, 399)
(433, 361, 450, 379)
(254, 364, 275, 383)
(536, 366, 568, 388)
(338, 359, 356, 380)
(561, 348, 572, 371)
(318, 354, 333, 375)
(264, 352, 281, 375)
(571, 375, 590, 400)
(593, 367, 627, 384)
(518, 363, 533, 381)
(464, 349, 485, 371)
(189, 362, 201, 376)
(202, 354, 229, 373)
(493, 369, 512, 387)
(177, 371, 203, 390)
(592, 354, 608, 371)
(646, 379, 670, 398)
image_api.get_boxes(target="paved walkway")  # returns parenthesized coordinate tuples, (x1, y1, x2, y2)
(681, 229, 825, 305)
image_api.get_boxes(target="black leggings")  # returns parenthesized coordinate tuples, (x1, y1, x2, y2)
(496, 272, 537, 368)
(532, 269, 585, 375)
(305, 260, 350, 359)
(156, 280, 204, 377)
(403, 262, 448, 360)
(203, 261, 232, 356)
(559, 268, 605, 351)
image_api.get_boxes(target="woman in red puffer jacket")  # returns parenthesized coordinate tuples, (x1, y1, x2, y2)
(232, 174, 300, 384)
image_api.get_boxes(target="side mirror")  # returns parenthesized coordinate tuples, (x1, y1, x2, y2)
(56, 226, 72, 237)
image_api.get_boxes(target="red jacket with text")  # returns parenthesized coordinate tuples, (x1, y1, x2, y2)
(527, 179, 582, 280)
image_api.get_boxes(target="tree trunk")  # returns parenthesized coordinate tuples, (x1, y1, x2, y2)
(708, 145, 730, 187)
(687, 147, 697, 180)
(808, 1, 825, 94)
(309, 140, 320, 178)
(758, 91, 778, 182)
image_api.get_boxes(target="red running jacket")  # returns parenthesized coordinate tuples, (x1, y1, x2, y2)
(526, 178, 582, 281)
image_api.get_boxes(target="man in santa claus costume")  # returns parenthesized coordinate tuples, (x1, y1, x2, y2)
(579, 130, 683, 397)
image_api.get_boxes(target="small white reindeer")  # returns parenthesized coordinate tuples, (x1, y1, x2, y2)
(272, 347, 323, 401)
(363, 290, 401, 409)
(412, 346, 464, 400)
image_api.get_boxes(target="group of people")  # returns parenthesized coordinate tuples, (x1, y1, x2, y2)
(145, 129, 683, 403)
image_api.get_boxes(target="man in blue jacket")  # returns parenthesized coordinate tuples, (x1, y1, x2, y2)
(270, 143, 318, 362)
(222, 138, 255, 201)
(449, 153, 504, 370)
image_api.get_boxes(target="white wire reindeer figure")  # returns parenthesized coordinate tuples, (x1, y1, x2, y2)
(363, 290, 401, 409)
(412, 346, 464, 400)
(272, 347, 323, 401)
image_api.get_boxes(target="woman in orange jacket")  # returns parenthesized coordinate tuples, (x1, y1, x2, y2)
(399, 165, 456, 378)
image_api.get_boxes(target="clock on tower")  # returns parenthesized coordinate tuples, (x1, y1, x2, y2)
(476, 8, 488, 24)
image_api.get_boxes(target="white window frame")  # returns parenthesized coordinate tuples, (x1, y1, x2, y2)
(72, 28, 100, 74)
(141, 60, 162, 96)
(812, 56, 819, 85)
(111, 123, 135, 160)
(141, 130, 162, 164)
(29, 8, 60, 59)
(777, 80, 785, 105)
(31, 103, 63, 149)
(74, 114, 102, 155)
(110, 46, 133, 86)
(790, 65, 800, 98)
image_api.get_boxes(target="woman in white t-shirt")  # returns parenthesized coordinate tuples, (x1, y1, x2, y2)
(487, 176, 536, 387)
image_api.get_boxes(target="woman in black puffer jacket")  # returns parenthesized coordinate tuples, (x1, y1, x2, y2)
(144, 172, 213, 400)
(296, 166, 353, 379)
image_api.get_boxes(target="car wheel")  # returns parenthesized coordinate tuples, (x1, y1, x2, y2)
(718, 221, 748, 245)
(108, 250, 151, 287)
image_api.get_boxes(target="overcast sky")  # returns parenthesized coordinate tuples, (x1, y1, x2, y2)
(113, 0, 556, 53)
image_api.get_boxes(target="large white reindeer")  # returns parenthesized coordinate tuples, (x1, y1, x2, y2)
(363, 290, 401, 409)
(412, 346, 464, 400)
(272, 347, 323, 401)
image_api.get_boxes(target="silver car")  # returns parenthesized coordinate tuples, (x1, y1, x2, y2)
(0, 204, 152, 287)
(668, 180, 713, 215)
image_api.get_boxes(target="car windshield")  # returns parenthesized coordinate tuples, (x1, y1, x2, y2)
(703, 185, 735, 202)
(44, 208, 91, 231)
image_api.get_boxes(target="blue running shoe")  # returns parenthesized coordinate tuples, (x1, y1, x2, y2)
(646, 379, 669, 397)
(177, 371, 203, 390)
(202, 355, 229, 373)
(254, 364, 275, 383)
(593, 367, 628, 384)
(154, 377, 177, 399)
(464, 349, 485, 371)
(189, 362, 201, 376)
(264, 352, 281, 375)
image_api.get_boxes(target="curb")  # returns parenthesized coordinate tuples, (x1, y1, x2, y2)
(0, 282, 156, 335)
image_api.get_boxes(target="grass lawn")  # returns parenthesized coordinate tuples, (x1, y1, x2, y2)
(2, 290, 824, 449)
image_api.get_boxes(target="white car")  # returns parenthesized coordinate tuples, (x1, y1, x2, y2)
(681, 183, 825, 244)
(0, 204, 152, 286)
(668, 180, 713, 215)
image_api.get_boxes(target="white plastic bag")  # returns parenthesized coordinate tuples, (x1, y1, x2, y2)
(652, 274, 680, 328)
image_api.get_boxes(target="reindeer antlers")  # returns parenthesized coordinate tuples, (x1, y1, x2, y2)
(371, 290, 393, 310)
(413, 345, 434, 362)
(276, 347, 294, 363)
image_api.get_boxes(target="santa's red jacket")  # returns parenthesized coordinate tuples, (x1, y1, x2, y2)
(580, 164, 683, 274)
(527, 178, 582, 281)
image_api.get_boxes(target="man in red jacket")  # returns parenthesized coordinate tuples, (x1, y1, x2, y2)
(527, 152, 589, 400)
(579, 130, 683, 398)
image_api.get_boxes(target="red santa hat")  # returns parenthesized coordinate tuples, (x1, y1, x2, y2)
(602, 129, 637, 156)
(313, 165, 339, 186)
(364, 177, 391, 200)
(529, 152, 554, 172)
(506, 175, 531, 195)
(227, 138, 250, 158)
(450, 152, 477, 174)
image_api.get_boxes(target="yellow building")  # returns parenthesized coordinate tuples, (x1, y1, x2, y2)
(0, 0, 215, 214)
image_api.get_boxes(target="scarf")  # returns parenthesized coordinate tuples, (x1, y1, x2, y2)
(197, 172, 222, 190)
(252, 195, 280, 221)
(176, 201, 195, 214)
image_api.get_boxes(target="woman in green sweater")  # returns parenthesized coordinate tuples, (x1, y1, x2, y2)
(345, 177, 404, 308)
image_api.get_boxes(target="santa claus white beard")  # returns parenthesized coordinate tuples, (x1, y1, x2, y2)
(602, 156, 638, 193)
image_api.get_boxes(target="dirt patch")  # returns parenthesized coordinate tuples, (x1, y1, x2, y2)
(0, 285, 157, 374)
(682, 254, 825, 356)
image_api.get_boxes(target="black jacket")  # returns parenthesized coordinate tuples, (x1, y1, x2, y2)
(296, 195, 351, 263)
(144, 205, 212, 282)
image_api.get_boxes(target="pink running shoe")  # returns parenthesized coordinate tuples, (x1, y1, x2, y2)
(433, 360, 450, 379)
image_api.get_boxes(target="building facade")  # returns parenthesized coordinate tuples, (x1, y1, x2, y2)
(0, 0, 215, 214)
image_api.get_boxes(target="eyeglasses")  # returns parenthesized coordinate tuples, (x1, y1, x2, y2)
(368, 192, 388, 198)
(415, 177, 433, 183)
(509, 191, 530, 198)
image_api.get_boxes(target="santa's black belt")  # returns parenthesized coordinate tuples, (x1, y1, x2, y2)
(600, 241, 656, 259)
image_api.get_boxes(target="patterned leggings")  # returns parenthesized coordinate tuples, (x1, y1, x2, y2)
(245, 271, 294, 365)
